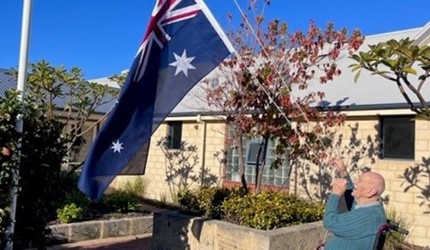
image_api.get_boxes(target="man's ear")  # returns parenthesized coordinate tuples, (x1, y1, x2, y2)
(366, 187, 378, 198)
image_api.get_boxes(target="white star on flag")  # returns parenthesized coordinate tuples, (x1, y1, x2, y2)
(169, 50, 196, 77)
(111, 140, 124, 153)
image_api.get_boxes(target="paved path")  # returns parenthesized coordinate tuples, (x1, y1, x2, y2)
(49, 234, 152, 250)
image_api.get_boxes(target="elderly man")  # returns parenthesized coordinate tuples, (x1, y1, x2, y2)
(323, 158, 386, 249)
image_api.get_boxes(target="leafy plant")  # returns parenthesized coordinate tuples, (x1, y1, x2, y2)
(222, 191, 324, 230)
(56, 203, 84, 224)
(0, 90, 68, 249)
(121, 177, 149, 199)
(101, 191, 141, 213)
(178, 186, 235, 219)
(350, 38, 430, 120)
(385, 207, 414, 249)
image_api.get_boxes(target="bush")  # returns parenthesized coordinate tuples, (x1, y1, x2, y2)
(0, 91, 67, 249)
(120, 177, 149, 199)
(56, 203, 84, 224)
(101, 191, 141, 213)
(177, 187, 323, 230)
(384, 207, 414, 249)
(222, 191, 324, 230)
(178, 186, 234, 219)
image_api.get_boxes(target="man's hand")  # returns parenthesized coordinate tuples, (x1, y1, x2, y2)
(330, 158, 348, 177)
(331, 178, 347, 196)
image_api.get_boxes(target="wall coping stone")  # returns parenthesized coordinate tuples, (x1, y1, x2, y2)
(49, 215, 153, 243)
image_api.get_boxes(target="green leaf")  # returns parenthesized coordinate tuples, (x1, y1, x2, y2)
(353, 70, 361, 83)
(350, 64, 362, 72)
(381, 59, 398, 69)
(403, 67, 417, 75)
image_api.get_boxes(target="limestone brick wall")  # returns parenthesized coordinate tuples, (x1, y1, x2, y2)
(373, 119, 430, 246)
(113, 119, 226, 202)
(291, 116, 430, 246)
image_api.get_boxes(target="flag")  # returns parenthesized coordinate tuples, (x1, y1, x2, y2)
(78, 0, 235, 200)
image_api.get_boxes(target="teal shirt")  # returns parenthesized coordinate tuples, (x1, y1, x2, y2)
(323, 178, 386, 250)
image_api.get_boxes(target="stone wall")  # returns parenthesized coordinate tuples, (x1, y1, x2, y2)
(50, 216, 153, 243)
(152, 211, 329, 250)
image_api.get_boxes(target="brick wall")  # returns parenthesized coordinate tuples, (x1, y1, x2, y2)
(112, 115, 430, 246)
(290, 116, 430, 246)
(113, 120, 226, 202)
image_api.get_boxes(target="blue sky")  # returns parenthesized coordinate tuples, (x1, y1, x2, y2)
(1, 0, 429, 79)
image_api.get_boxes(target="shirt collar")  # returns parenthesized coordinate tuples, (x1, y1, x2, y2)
(355, 201, 381, 209)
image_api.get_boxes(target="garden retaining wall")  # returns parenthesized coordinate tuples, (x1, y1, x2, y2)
(49, 215, 153, 243)
(152, 211, 330, 250)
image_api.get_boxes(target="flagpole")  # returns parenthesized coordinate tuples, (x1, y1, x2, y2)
(6, 0, 32, 249)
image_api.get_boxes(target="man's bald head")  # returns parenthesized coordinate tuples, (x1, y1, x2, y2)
(362, 172, 385, 196)
(352, 171, 385, 203)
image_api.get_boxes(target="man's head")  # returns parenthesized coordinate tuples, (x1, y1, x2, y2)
(352, 172, 385, 204)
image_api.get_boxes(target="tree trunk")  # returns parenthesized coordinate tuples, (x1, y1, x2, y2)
(237, 135, 248, 193)
(255, 137, 269, 193)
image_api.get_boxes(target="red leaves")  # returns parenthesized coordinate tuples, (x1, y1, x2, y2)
(1, 147, 11, 156)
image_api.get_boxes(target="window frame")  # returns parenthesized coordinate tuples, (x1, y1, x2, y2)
(225, 135, 291, 187)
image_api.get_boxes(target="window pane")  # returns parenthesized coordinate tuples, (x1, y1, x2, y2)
(247, 142, 262, 164)
(167, 122, 182, 149)
(382, 116, 415, 159)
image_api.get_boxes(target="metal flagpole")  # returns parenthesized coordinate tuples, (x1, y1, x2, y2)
(6, 0, 33, 249)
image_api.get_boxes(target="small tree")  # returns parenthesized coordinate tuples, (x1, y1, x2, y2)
(13, 60, 119, 171)
(350, 38, 430, 120)
(0, 90, 67, 249)
(205, 1, 363, 194)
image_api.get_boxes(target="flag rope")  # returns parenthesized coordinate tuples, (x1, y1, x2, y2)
(231, 0, 333, 167)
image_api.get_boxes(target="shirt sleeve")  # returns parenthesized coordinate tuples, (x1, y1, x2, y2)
(344, 175, 354, 190)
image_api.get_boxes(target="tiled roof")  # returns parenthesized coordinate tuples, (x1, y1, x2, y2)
(0, 68, 16, 97)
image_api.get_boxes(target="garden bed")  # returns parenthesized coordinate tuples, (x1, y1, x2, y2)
(152, 211, 329, 250)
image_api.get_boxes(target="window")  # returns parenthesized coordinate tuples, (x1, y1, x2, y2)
(380, 116, 415, 160)
(167, 121, 182, 149)
(226, 133, 291, 187)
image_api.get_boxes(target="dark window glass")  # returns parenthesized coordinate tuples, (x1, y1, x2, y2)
(167, 121, 182, 149)
(247, 141, 263, 165)
(381, 116, 415, 159)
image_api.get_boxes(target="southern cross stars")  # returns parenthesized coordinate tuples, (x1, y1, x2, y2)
(169, 49, 196, 77)
(111, 140, 123, 153)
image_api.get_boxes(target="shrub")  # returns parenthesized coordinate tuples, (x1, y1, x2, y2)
(222, 191, 324, 230)
(121, 177, 149, 199)
(0, 91, 67, 249)
(56, 203, 84, 224)
(0, 90, 21, 248)
(385, 207, 414, 249)
(101, 191, 141, 213)
(178, 186, 234, 219)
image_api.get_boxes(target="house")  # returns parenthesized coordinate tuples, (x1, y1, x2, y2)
(108, 22, 430, 246)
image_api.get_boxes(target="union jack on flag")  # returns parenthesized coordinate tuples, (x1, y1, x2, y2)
(78, 0, 235, 200)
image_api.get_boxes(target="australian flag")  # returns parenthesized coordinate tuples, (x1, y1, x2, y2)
(78, 0, 235, 200)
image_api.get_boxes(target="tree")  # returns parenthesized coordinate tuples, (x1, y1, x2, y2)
(0, 90, 67, 248)
(205, 1, 363, 194)
(350, 38, 430, 120)
(13, 60, 119, 170)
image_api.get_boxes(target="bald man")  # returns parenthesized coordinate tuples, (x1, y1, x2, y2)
(322, 158, 386, 250)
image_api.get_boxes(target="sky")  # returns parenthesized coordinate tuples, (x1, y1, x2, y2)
(1, 0, 430, 80)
